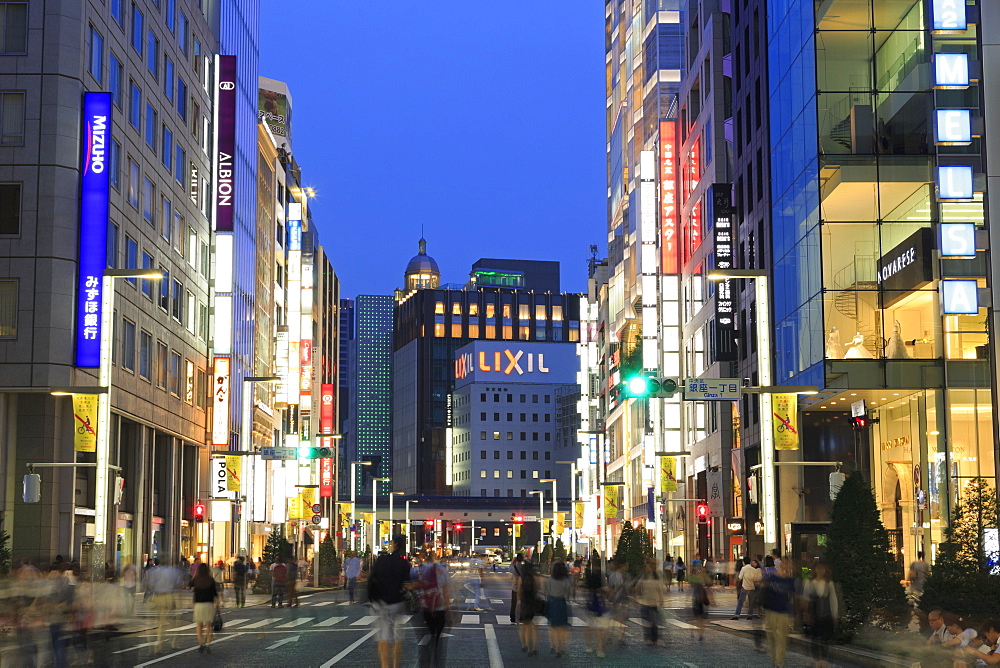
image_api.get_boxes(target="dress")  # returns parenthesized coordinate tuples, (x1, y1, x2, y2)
(545, 578, 571, 628)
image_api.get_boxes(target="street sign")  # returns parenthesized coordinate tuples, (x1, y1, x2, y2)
(525, 515, 537, 521)
(410, 519, 424, 525)
(261, 446, 297, 461)
(311, 504, 322, 513)
(683, 378, 741, 401)
(311, 514, 322, 524)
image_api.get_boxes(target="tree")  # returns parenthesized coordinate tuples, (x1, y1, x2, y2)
(541, 543, 554, 565)
(921, 478, 1000, 619)
(613, 522, 633, 566)
(319, 534, 340, 586)
(826, 470, 909, 639)
(553, 537, 567, 561)
(262, 527, 285, 567)
(627, 526, 653, 578)
(255, 527, 293, 594)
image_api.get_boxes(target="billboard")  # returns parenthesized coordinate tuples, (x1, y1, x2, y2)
(712, 185, 738, 362)
(76, 92, 112, 367)
(453, 341, 578, 387)
(659, 120, 679, 274)
(211, 357, 231, 446)
(258, 88, 289, 140)
(212, 55, 236, 231)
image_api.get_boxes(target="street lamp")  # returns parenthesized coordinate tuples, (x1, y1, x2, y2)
(372, 477, 390, 554)
(405, 499, 419, 554)
(556, 461, 580, 555)
(528, 490, 544, 558)
(349, 460, 372, 551)
(389, 492, 404, 541)
(94, 268, 162, 570)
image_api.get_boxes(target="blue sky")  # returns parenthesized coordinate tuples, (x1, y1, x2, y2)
(259, 2, 607, 298)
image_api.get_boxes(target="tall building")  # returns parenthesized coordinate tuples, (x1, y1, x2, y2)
(337, 297, 354, 498)
(353, 295, 394, 496)
(392, 239, 582, 496)
(0, 0, 217, 565)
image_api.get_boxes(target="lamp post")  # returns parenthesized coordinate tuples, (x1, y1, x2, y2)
(349, 460, 372, 551)
(528, 490, 544, 559)
(405, 499, 418, 555)
(239, 376, 280, 558)
(540, 478, 557, 545)
(371, 477, 390, 554)
(389, 492, 404, 543)
(555, 461, 579, 554)
(94, 269, 162, 572)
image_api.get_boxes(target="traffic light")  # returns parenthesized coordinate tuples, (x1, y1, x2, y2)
(622, 374, 679, 399)
(696, 502, 709, 524)
(297, 445, 333, 459)
(453, 523, 463, 532)
(513, 515, 524, 524)
(194, 503, 205, 523)
(425, 519, 434, 529)
(850, 414, 879, 431)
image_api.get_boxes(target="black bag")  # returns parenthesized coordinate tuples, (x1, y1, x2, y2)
(212, 608, 223, 632)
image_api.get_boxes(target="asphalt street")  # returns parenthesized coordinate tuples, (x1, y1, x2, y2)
(6, 571, 867, 667)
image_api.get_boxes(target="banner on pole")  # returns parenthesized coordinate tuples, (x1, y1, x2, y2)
(773, 393, 800, 450)
(660, 456, 677, 493)
(605, 485, 620, 520)
(72, 394, 98, 452)
(226, 455, 241, 491)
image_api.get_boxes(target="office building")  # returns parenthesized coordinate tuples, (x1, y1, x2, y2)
(353, 294, 394, 496)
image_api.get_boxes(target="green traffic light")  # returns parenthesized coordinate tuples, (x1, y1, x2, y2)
(297, 446, 314, 459)
(626, 376, 649, 396)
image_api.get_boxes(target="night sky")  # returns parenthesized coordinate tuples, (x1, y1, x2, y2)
(259, 2, 607, 298)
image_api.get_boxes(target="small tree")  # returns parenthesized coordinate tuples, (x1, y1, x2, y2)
(627, 526, 653, 577)
(255, 527, 290, 594)
(319, 534, 340, 586)
(827, 470, 909, 639)
(553, 537, 567, 561)
(613, 522, 633, 566)
(541, 543, 554, 565)
(922, 478, 1000, 619)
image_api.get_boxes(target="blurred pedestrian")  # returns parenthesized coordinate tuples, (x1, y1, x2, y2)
(509, 554, 524, 624)
(189, 563, 220, 653)
(803, 562, 838, 668)
(675, 557, 686, 591)
(286, 557, 299, 607)
(517, 560, 540, 656)
(637, 560, 668, 645)
(120, 561, 137, 616)
(662, 555, 674, 591)
(466, 566, 484, 611)
(688, 562, 713, 642)
(415, 549, 450, 668)
(958, 619, 1000, 665)
(607, 560, 629, 644)
(232, 556, 247, 608)
(762, 561, 796, 668)
(270, 559, 288, 608)
(369, 535, 412, 668)
(545, 560, 572, 656)
(583, 561, 608, 658)
(345, 551, 362, 604)
(145, 558, 179, 652)
(907, 551, 930, 598)
(733, 557, 761, 620)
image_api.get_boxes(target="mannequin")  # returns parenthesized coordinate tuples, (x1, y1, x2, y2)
(844, 331, 873, 359)
(825, 327, 841, 359)
(885, 320, 908, 359)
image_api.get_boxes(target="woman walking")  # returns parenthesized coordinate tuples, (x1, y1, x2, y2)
(688, 562, 714, 642)
(675, 557, 686, 592)
(517, 561, 541, 656)
(803, 563, 838, 668)
(545, 560, 572, 657)
(662, 555, 674, 592)
(583, 561, 608, 658)
(636, 560, 668, 646)
(189, 563, 221, 653)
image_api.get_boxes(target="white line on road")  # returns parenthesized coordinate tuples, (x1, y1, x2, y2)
(133, 632, 242, 667)
(242, 618, 279, 629)
(276, 617, 314, 628)
(316, 616, 347, 627)
(350, 615, 377, 626)
(570, 617, 587, 627)
(170, 623, 197, 631)
(266, 635, 300, 650)
(494, 615, 512, 625)
(222, 618, 250, 627)
(320, 629, 376, 667)
(484, 624, 503, 668)
(490, 599, 504, 604)
(460, 614, 479, 624)
(112, 640, 158, 654)
(311, 601, 334, 607)
(666, 618, 697, 629)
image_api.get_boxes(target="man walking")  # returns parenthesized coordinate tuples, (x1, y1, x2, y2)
(271, 559, 288, 608)
(232, 556, 247, 608)
(145, 559, 180, 652)
(345, 551, 362, 604)
(908, 551, 930, 598)
(416, 549, 451, 668)
(369, 534, 412, 668)
(732, 557, 762, 620)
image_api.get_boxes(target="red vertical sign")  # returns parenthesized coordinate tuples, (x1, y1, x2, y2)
(320, 452, 333, 498)
(320, 383, 334, 434)
(659, 120, 679, 274)
(684, 139, 702, 263)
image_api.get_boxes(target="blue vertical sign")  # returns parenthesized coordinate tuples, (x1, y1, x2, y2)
(76, 92, 112, 367)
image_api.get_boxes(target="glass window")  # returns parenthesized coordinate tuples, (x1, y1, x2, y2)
(88, 26, 103, 84)
(121, 318, 136, 372)
(0, 92, 23, 145)
(108, 52, 122, 108)
(535, 304, 545, 320)
(178, 12, 187, 55)
(106, 221, 118, 267)
(176, 78, 187, 119)
(156, 341, 167, 389)
(141, 251, 154, 298)
(146, 29, 158, 78)
(129, 81, 141, 129)
(124, 236, 137, 284)
(163, 57, 173, 101)
(480, 470, 486, 478)
(131, 4, 143, 55)
(161, 125, 171, 170)
(493, 431, 500, 440)
(174, 144, 184, 183)
(128, 158, 139, 208)
(434, 302, 444, 315)
(111, 0, 123, 27)
(165, 0, 175, 31)
(171, 278, 181, 321)
(0, 183, 19, 235)
(145, 104, 157, 150)
(0, 3, 25, 54)
(172, 211, 182, 253)
(142, 176, 153, 223)
(138, 330, 151, 379)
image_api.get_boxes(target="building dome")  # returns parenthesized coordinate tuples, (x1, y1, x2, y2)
(404, 237, 440, 290)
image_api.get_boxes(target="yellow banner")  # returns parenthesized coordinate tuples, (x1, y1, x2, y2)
(363, 512, 373, 526)
(605, 485, 620, 520)
(226, 455, 241, 491)
(338, 502, 352, 532)
(554, 512, 565, 534)
(301, 487, 317, 507)
(772, 393, 800, 450)
(288, 496, 303, 520)
(514, 523, 521, 537)
(72, 394, 98, 453)
(660, 456, 677, 493)
(573, 502, 584, 530)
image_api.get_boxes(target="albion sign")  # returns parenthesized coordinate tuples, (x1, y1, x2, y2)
(455, 349, 551, 379)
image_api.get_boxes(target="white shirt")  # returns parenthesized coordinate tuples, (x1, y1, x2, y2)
(738, 564, 762, 591)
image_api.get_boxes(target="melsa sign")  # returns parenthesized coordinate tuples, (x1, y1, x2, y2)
(455, 349, 551, 380)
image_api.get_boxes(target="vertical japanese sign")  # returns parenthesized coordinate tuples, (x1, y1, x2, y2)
(338, 502, 352, 533)
(660, 456, 677, 493)
(226, 455, 241, 491)
(574, 502, 585, 533)
(72, 394, 98, 452)
(659, 120, 679, 274)
(773, 394, 800, 450)
(707, 469, 723, 518)
(76, 92, 112, 367)
(604, 485, 620, 520)
(713, 186, 738, 361)
(320, 455, 334, 498)
(554, 512, 565, 534)
(684, 140, 702, 263)
(320, 384, 334, 434)
(211, 357, 231, 446)
(212, 55, 236, 232)
(212, 457, 229, 498)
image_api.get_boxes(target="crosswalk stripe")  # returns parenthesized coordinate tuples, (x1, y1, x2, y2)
(276, 617, 314, 628)
(242, 618, 279, 629)
(570, 617, 587, 627)
(666, 618, 696, 629)
(630, 617, 647, 627)
(311, 601, 334, 607)
(315, 616, 347, 627)
(223, 618, 250, 627)
(535, 617, 548, 626)
(112, 641, 158, 654)
(338, 601, 353, 606)
(351, 615, 377, 626)
(490, 599, 504, 604)
(460, 614, 479, 624)
(171, 623, 196, 631)
(495, 615, 512, 626)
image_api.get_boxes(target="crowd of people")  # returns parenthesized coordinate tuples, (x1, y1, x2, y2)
(926, 610, 1000, 666)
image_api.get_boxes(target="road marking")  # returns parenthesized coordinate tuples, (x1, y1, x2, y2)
(350, 615, 377, 626)
(112, 640, 158, 654)
(490, 599, 504, 604)
(495, 615, 512, 625)
(134, 632, 242, 667)
(298, 594, 315, 599)
(276, 617, 314, 628)
(418, 632, 456, 645)
(316, 616, 347, 627)
(338, 601, 353, 606)
(460, 614, 479, 624)
(320, 629, 376, 667)
(242, 618, 279, 629)
(222, 618, 250, 627)
(535, 617, 548, 626)
(484, 624, 503, 668)
(311, 601, 334, 607)
(666, 618, 697, 629)
(266, 635, 300, 650)
(570, 617, 587, 627)
(171, 623, 197, 631)
(630, 617, 648, 627)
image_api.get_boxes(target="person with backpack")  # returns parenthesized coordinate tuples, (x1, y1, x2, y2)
(270, 559, 288, 608)
(803, 562, 838, 668)
(368, 535, 412, 668)
(415, 548, 450, 668)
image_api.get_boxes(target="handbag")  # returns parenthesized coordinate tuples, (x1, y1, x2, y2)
(212, 608, 224, 632)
